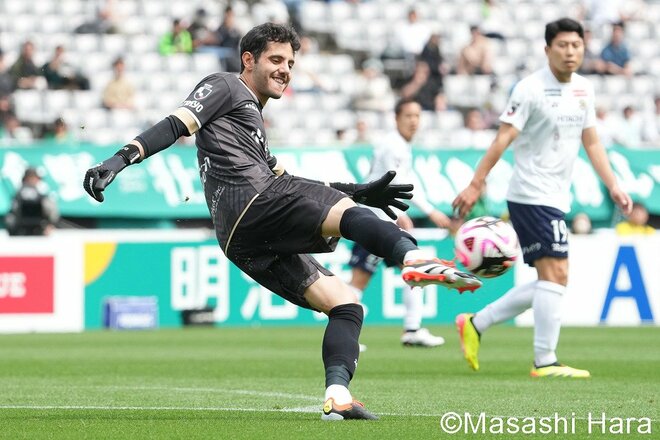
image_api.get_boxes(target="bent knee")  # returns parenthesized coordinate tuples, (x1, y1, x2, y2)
(535, 257, 569, 286)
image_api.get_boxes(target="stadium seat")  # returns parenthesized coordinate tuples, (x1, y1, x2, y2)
(4, 0, 29, 15)
(59, 0, 84, 16)
(330, 110, 357, 130)
(73, 34, 100, 53)
(193, 53, 221, 75)
(80, 108, 109, 130)
(13, 90, 44, 123)
(300, 1, 329, 32)
(11, 14, 38, 34)
(43, 90, 72, 120)
(164, 54, 192, 73)
(72, 90, 101, 111)
(604, 76, 628, 95)
(115, 0, 140, 17)
(435, 111, 465, 131)
(329, 1, 352, 22)
(142, 0, 169, 17)
(100, 35, 128, 55)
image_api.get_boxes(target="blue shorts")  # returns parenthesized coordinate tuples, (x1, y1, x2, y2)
(507, 201, 569, 266)
(348, 243, 398, 274)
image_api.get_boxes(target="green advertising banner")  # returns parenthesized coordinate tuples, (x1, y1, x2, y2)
(84, 237, 513, 329)
(2, 143, 659, 220)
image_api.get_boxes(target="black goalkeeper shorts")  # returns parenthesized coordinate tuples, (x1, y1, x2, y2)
(223, 174, 347, 309)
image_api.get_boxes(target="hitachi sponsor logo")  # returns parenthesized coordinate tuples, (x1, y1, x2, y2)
(183, 100, 204, 112)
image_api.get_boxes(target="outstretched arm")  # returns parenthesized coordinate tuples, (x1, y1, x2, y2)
(452, 122, 518, 218)
(83, 113, 191, 202)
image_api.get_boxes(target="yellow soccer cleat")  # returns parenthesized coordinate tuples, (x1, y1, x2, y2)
(455, 313, 480, 371)
(530, 363, 591, 378)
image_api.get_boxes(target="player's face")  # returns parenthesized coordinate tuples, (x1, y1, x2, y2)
(250, 42, 295, 102)
(545, 31, 584, 80)
(396, 102, 422, 142)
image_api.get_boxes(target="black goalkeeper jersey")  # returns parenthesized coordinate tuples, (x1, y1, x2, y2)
(178, 72, 280, 235)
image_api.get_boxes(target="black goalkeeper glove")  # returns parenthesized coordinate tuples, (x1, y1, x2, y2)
(83, 144, 141, 202)
(330, 170, 413, 220)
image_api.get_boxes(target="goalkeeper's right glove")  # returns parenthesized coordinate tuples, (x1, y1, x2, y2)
(83, 144, 141, 202)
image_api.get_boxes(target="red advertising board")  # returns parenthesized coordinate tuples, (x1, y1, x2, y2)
(0, 257, 54, 314)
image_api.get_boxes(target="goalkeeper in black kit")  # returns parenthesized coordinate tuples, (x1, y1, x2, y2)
(83, 23, 481, 420)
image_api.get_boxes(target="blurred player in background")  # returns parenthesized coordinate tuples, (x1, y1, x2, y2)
(452, 18, 632, 378)
(6, 167, 59, 236)
(83, 23, 481, 420)
(349, 98, 451, 348)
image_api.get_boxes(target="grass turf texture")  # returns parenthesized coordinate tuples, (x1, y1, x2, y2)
(0, 326, 657, 439)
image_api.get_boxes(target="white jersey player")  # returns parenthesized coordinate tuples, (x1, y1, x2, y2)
(452, 18, 632, 378)
(349, 98, 452, 348)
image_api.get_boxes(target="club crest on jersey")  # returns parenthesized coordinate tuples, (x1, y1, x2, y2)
(194, 84, 213, 100)
(506, 101, 519, 116)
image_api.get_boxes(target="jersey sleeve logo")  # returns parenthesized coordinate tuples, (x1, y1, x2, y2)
(506, 101, 520, 116)
(194, 84, 213, 100)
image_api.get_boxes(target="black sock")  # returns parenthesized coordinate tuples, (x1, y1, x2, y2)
(323, 303, 363, 388)
(339, 207, 418, 265)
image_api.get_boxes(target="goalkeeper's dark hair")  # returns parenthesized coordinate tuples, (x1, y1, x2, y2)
(239, 23, 301, 73)
(394, 97, 421, 116)
(545, 18, 584, 46)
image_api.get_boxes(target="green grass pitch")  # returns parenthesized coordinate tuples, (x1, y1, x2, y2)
(0, 326, 657, 439)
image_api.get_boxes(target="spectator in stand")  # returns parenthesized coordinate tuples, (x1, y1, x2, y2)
(75, 0, 118, 34)
(352, 58, 395, 112)
(188, 8, 211, 48)
(0, 94, 15, 126)
(613, 105, 643, 148)
(0, 114, 33, 145)
(44, 117, 75, 145)
(159, 19, 194, 56)
(9, 41, 46, 90)
(452, 108, 495, 149)
(102, 57, 135, 110)
(5, 167, 59, 236)
(595, 105, 616, 148)
(581, 1, 647, 30)
(0, 49, 13, 96)
(641, 96, 659, 145)
(599, 22, 632, 77)
(400, 60, 442, 111)
(419, 33, 448, 95)
(197, 6, 243, 72)
(571, 212, 593, 234)
(615, 201, 655, 235)
(578, 29, 601, 75)
(41, 45, 90, 90)
(396, 9, 431, 60)
(457, 26, 493, 75)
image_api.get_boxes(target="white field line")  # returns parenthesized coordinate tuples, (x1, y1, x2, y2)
(1, 386, 656, 421)
(0, 405, 656, 421)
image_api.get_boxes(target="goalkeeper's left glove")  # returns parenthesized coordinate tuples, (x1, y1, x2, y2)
(330, 170, 413, 220)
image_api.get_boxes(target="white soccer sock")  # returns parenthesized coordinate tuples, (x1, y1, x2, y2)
(325, 384, 352, 405)
(403, 249, 432, 263)
(403, 285, 423, 331)
(533, 281, 565, 367)
(472, 281, 536, 334)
